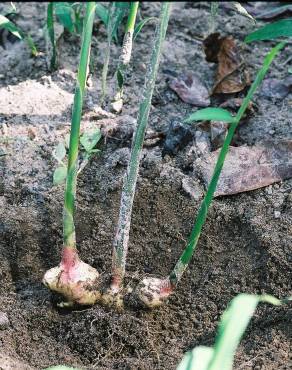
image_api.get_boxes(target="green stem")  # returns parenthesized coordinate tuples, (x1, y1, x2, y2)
(115, 2, 139, 105)
(169, 42, 286, 286)
(111, 2, 171, 290)
(63, 2, 96, 249)
(47, 2, 56, 70)
(100, 3, 115, 105)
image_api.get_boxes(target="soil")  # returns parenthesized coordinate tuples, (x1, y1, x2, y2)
(0, 2, 291, 370)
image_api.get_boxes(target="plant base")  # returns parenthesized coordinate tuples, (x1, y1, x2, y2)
(134, 277, 174, 308)
(43, 247, 101, 306)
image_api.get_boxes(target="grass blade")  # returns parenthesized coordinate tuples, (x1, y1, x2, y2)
(135, 43, 285, 308)
(169, 42, 285, 286)
(46, 3, 57, 69)
(245, 19, 292, 43)
(178, 294, 281, 370)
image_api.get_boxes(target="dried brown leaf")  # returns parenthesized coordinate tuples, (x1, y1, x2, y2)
(198, 140, 292, 196)
(204, 33, 250, 95)
(169, 72, 210, 107)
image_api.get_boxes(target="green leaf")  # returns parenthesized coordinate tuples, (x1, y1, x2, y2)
(184, 108, 236, 124)
(95, 3, 109, 26)
(26, 34, 38, 56)
(0, 14, 22, 39)
(177, 346, 214, 370)
(54, 2, 75, 33)
(245, 19, 292, 43)
(80, 129, 102, 153)
(53, 142, 66, 162)
(178, 294, 281, 370)
(117, 68, 124, 89)
(133, 17, 157, 40)
(53, 166, 67, 185)
(111, 2, 130, 42)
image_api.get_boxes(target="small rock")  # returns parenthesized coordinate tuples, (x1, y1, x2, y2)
(0, 312, 10, 329)
(274, 210, 281, 218)
(182, 177, 203, 200)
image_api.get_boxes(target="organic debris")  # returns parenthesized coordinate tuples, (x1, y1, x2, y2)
(244, 2, 292, 20)
(259, 76, 292, 99)
(198, 140, 292, 196)
(162, 120, 194, 157)
(169, 72, 210, 106)
(203, 33, 250, 94)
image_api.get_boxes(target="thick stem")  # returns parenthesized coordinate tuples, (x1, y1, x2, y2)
(111, 3, 171, 291)
(168, 42, 286, 286)
(47, 2, 56, 70)
(100, 3, 115, 105)
(63, 2, 96, 249)
(112, 2, 139, 112)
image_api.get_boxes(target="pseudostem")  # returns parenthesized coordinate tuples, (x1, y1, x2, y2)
(135, 42, 286, 308)
(104, 3, 171, 307)
(43, 2, 101, 307)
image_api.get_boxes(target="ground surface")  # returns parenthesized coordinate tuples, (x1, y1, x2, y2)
(0, 2, 291, 370)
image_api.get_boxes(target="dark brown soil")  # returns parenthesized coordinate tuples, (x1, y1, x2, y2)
(0, 2, 291, 370)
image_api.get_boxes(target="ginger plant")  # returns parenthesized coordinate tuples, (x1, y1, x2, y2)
(134, 42, 286, 308)
(42, 2, 101, 307)
(101, 2, 171, 308)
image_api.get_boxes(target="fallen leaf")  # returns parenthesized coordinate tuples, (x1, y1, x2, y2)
(259, 76, 292, 99)
(204, 33, 250, 94)
(169, 73, 210, 107)
(198, 140, 292, 196)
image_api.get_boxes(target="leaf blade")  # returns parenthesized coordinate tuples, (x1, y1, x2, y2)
(245, 19, 292, 43)
(184, 108, 235, 124)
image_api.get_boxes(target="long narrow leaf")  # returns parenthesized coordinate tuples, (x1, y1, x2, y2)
(245, 19, 292, 43)
(178, 294, 281, 370)
(184, 108, 236, 124)
(0, 14, 22, 39)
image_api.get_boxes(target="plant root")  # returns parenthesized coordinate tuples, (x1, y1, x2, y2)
(43, 247, 101, 306)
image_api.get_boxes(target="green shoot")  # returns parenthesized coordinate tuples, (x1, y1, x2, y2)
(112, 2, 139, 112)
(178, 293, 282, 370)
(46, 3, 57, 70)
(52, 128, 101, 185)
(135, 42, 286, 308)
(0, 13, 37, 56)
(100, 2, 130, 105)
(43, 2, 102, 308)
(103, 2, 171, 308)
(245, 18, 292, 43)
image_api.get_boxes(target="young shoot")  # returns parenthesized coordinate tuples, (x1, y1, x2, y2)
(42, 2, 101, 307)
(102, 2, 171, 309)
(134, 42, 286, 308)
(46, 3, 56, 70)
(100, 2, 129, 105)
(112, 2, 139, 113)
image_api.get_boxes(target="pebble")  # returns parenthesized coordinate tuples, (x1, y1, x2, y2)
(0, 312, 10, 330)
(274, 210, 281, 219)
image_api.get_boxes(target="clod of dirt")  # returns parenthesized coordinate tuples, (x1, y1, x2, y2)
(204, 33, 250, 94)
(198, 140, 292, 196)
(169, 72, 210, 106)
(259, 76, 292, 99)
(0, 311, 9, 330)
(162, 120, 194, 157)
(181, 177, 203, 200)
